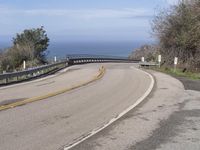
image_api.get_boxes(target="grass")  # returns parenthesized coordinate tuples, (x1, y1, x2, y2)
(153, 67, 200, 80)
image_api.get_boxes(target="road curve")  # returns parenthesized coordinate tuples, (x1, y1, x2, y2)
(0, 65, 99, 105)
(0, 63, 152, 150)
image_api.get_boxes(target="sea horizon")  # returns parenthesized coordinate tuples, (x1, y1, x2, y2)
(0, 40, 153, 59)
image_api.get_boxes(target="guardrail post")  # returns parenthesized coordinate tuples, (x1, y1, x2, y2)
(158, 55, 161, 68)
(23, 60, 26, 70)
(54, 56, 57, 62)
(15, 76, 18, 81)
(5, 77, 8, 84)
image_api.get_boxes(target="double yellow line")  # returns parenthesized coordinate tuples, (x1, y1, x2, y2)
(0, 66, 106, 111)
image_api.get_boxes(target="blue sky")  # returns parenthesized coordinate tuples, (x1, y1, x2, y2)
(0, 0, 179, 43)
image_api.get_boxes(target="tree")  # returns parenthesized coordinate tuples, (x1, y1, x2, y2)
(13, 26, 49, 65)
(152, 0, 200, 69)
(0, 27, 50, 72)
(129, 44, 159, 62)
(0, 50, 14, 71)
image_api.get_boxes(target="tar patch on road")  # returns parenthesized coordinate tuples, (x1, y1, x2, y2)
(128, 99, 200, 150)
(174, 76, 200, 91)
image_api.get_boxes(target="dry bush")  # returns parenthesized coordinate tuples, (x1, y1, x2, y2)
(152, 0, 200, 70)
(129, 44, 159, 62)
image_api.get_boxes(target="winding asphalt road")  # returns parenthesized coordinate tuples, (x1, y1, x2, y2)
(0, 63, 152, 150)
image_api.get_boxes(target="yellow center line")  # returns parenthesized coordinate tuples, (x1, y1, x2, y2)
(0, 66, 106, 111)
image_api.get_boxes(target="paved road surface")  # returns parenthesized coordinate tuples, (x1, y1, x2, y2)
(0, 63, 152, 150)
(71, 70, 200, 150)
(0, 65, 99, 105)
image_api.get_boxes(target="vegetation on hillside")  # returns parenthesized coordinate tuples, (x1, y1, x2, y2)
(130, 0, 200, 71)
(129, 44, 159, 62)
(0, 27, 49, 72)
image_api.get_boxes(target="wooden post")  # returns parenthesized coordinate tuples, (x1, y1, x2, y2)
(158, 55, 161, 68)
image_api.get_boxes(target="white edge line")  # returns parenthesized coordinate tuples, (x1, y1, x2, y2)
(63, 66, 155, 150)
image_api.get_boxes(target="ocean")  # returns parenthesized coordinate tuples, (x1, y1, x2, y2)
(47, 41, 144, 59)
(0, 41, 145, 59)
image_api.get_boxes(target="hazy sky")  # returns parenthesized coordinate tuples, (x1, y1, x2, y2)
(0, 0, 179, 43)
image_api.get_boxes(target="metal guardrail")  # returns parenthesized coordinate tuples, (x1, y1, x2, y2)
(66, 54, 128, 59)
(66, 54, 139, 65)
(0, 54, 139, 86)
(139, 62, 158, 68)
(0, 61, 68, 85)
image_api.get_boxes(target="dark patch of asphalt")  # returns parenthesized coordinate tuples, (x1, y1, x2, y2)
(174, 76, 200, 91)
(127, 99, 200, 150)
(126, 73, 200, 150)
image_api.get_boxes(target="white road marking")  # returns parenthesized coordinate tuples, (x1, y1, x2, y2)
(63, 66, 155, 150)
